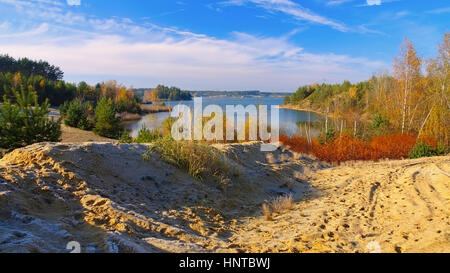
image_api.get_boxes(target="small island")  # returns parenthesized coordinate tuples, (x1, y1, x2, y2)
(136, 85, 192, 103)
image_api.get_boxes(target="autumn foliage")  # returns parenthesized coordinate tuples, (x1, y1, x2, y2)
(280, 134, 437, 163)
(369, 134, 417, 159)
(312, 136, 373, 162)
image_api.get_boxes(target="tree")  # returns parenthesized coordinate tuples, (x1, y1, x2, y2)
(76, 81, 98, 102)
(152, 85, 192, 101)
(421, 33, 450, 147)
(370, 73, 395, 117)
(393, 38, 424, 133)
(63, 100, 93, 130)
(0, 55, 63, 81)
(144, 89, 159, 102)
(0, 86, 61, 149)
(94, 97, 120, 138)
(290, 86, 313, 103)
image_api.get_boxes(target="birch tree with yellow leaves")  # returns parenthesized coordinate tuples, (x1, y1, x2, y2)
(421, 33, 450, 147)
(393, 38, 424, 134)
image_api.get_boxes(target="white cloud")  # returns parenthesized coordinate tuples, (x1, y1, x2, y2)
(326, 0, 355, 6)
(221, 0, 348, 32)
(0, 23, 48, 38)
(0, 0, 387, 91)
(0, 24, 386, 90)
(67, 0, 80, 6)
(367, 0, 381, 6)
(0, 21, 11, 30)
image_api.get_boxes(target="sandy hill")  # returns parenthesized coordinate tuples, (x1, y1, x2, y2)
(0, 142, 448, 253)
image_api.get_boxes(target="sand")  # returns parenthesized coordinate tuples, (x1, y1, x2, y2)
(0, 141, 448, 253)
(60, 125, 114, 143)
(0, 125, 111, 158)
(230, 157, 450, 253)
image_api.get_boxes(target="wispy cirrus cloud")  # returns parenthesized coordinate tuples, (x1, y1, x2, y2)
(219, 0, 386, 34)
(427, 7, 450, 14)
(362, 0, 402, 7)
(326, 0, 355, 6)
(0, 0, 387, 91)
(220, 0, 348, 32)
(327, 0, 400, 7)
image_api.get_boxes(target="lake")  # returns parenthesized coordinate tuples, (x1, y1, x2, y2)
(124, 97, 320, 137)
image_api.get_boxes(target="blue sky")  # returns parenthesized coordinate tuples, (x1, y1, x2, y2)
(0, 0, 448, 92)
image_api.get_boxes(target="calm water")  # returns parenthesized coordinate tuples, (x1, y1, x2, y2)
(124, 97, 320, 137)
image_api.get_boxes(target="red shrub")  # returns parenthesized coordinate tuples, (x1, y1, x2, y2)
(280, 133, 435, 164)
(312, 136, 373, 163)
(279, 135, 312, 154)
(370, 134, 417, 160)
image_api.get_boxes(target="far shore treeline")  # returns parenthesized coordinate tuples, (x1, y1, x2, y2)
(0, 55, 285, 108)
(0, 55, 193, 106)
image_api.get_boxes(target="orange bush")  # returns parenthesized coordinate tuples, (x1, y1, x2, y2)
(370, 134, 417, 160)
(279, 135, 312, 154)
(313, 136, 373, 163)
(280, 133, 434, 163)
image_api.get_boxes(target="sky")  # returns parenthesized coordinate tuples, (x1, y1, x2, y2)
(0, 0, 448, 92)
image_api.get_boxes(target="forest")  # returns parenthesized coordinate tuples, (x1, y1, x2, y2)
(0, 56, 143, 144)
(141, 85, 192, 102)
(282, 34, 449, 161)
(0, 55, 63, 81)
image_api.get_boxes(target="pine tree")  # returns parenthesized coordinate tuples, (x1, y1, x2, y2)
(94, 97, 120, 138)
(0, 86, 61, 149)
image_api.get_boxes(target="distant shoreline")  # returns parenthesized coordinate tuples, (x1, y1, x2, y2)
(279, 104, 327, 117)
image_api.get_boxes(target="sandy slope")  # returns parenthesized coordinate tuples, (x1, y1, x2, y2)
(0, 142, 448, 253)
(60, 125, 113, 143)
(0, 125, 112, 158)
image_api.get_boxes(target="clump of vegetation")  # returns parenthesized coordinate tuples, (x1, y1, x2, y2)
(118, 130, 133, 144)
(62, 99, 94, 130)
(370, 134, 418, 159)
(161, 117, 175, 135)
(147, 136, 240, 183)
(317, 126, 336, 145)
(142, 84, 192, 102)
(271, 194, 294, 214)
(134, 125, 163, 143)
(94, 97, 121, 138)
(59, 100, 70, 116)
(262, 204, 272, 221)
(281, 133, 443, 163)
(372, 113, 389, 131)
(409, 142, 447, 159)
(262, 194, 294, 221)
(0, 87, 61, 150)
